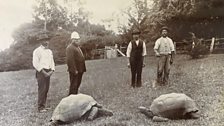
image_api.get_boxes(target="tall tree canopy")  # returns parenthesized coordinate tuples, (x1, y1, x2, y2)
(121, 0, 224, 42)
(0, 0, 120, 71)
(150, 0, 224, 40)
(119, 0, 151, 43)
(33, 0, 69, 31)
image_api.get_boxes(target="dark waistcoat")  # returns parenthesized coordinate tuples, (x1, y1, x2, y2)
(130, 40, 143, 59)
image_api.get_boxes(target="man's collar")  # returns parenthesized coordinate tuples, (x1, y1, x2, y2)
(72, 42, 79, 47)
(40, 45, 48, 49)
(40, 45, 45, 48)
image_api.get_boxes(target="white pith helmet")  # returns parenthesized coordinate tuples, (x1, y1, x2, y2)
(71, 31, 80, 39)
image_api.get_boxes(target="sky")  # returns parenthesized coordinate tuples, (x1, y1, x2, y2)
(83, 0, 131, 25)
(0, 0, 133, 51)
(0, 0, 34, 51)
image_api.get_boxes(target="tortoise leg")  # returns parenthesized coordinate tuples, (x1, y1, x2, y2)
(87, 106, 99, 121)
(97, 108, 113, 117)
(187, 111, 200, 119)
(138, 106, 153, 118)
(152, 116, 169, 122)
(48, 120, 58, 126)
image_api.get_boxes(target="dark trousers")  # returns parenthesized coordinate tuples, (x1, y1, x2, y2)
(36, 70, 50, 110)
(69, 72, 83, 95)
(130, 57, 143, 87)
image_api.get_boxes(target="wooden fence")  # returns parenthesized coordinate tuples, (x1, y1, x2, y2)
(175, 37, 224, 54)
(92, 37, 224, 59)
(92, 45, 127, 59)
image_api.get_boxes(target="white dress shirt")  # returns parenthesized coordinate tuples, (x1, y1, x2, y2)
(32, 45, 55, 72)
(126, 40, 147, 57)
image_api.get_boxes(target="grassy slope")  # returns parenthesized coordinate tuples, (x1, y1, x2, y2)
(0, 54, 224, 126)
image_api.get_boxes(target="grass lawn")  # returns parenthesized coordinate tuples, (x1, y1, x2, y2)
(0, 54, 224, 126)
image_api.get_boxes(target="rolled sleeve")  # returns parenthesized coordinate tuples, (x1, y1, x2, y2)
(50, 51, 55, 71)
(126, 42, 132, 57)
(51, 61, 55, 71)
(142, 42, 147, 56)
(169, 39, 175, 52)
(154, 39, 160, 50)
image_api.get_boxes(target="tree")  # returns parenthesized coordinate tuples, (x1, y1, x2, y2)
(119, 0, 153, 43)
(33, 0, 69, 31)
(149, 0, 224, 40)
(0, 0, 122, 71)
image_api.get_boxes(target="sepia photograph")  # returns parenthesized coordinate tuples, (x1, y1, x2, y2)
(0, 0, 224, 126)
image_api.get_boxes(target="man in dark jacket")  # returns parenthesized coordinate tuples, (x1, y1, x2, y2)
(66, 31, 86, 95)
(126, 30, 147, 87)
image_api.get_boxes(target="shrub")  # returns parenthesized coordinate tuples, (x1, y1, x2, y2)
(189, 42, 209, 59)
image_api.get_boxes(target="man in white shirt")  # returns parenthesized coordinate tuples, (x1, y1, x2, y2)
(126, 30, 147, 88)
(32, 36, 55, 112)
(154, 26, 175, 85)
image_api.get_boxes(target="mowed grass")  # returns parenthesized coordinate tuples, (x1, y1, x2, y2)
(0, 54, 224, 126)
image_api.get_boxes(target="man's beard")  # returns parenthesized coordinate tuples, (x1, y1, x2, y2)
(162, 34, 167, 37)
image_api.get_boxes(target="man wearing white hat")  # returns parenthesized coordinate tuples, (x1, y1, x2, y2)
(66, 31, 86, 95)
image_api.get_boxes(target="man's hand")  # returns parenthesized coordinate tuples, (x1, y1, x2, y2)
(47, 70, 54, 77)
(127, 63, 130, 68)
(74, 70, 79, 75)
(155, 53, 160, 57)
(41, 69, 50, 77)
(170, 58, 173, 64)
(142, 63, 145, 67)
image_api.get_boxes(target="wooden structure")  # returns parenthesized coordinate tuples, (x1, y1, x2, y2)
(212, 38, 224, 53)
(104, 46, 117, 59)
(92, 45, 127, 59)
(175, 37, 224, 54)
(92, 37, 224, 59)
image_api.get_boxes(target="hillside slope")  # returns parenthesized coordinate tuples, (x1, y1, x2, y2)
(0, 54, 224, 126)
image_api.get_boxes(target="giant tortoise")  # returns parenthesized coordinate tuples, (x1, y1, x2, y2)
(49, 94, 113, 126)
(138, 93, 200, 122)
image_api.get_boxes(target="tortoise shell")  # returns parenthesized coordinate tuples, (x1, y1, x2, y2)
(150, 93, 199, 119)
(51, 94, 97, 123)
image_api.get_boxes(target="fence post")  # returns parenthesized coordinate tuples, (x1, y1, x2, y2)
(210, 37, 215, 53)
(174, 42, 177, 54)
(116, 49, 126, 57)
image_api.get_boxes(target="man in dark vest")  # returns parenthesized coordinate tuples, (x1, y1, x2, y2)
(126, 30, 147, 88)
(66, 31, 86, 95)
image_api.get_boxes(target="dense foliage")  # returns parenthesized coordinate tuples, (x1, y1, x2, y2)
(119, 0, 224, 58)
(120, 0, 224, 42)
(0, 0, 121, 71)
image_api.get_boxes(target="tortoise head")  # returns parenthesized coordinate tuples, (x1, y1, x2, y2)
(185, 110, 200, 119)
(138, 106, 154, 118)
(95, 103, 103, 108)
